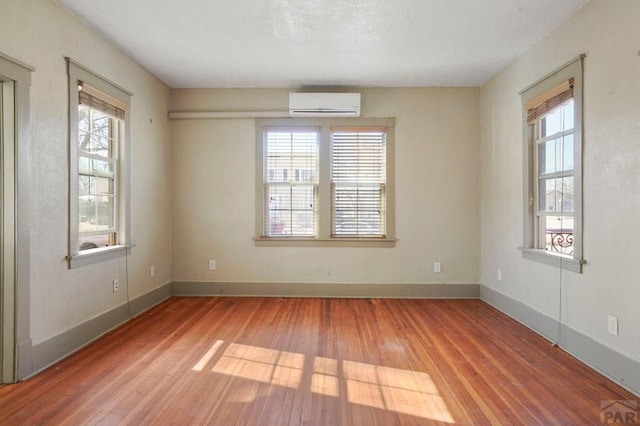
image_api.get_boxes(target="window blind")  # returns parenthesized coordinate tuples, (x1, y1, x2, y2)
(526, 79, 573, 124)
(79, 82, 125, 120)
(331, 127, 386, 237)
(263, 129, 318, 237)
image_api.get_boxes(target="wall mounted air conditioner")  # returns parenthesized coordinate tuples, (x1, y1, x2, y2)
(289, 93, 361, 117)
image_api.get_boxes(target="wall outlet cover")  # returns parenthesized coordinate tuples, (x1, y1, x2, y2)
(607, 315, 618, 336)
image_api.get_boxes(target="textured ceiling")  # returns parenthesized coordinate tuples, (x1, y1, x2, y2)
(55, 0, 589, 88)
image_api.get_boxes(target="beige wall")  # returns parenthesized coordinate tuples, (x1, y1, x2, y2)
(0, 0, 172, 344)
(3, 0, 636, 385)
(480, 0, 640, 362)
(171, 88, 480, 285)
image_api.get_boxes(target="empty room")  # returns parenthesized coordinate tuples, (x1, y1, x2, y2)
(1, 0, 639, 424)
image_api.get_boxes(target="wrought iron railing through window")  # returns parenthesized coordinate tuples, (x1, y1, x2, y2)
(546, 228, 574, 255)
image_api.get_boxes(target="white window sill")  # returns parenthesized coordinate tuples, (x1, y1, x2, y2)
(519, 248, 585, 273)
(254, 237, 397, 248)
(67, 244, 131, 269)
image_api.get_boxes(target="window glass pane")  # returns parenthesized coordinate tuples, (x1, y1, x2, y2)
(331, 129, 387, 237)
(79, 175, 114, 197)
(78, 130, 112, 157)
(538, 134, 574, 176)
(333, 183, 384, 236)
(79, 156, 90, 173)
(266, 184, 315, 236)
(541, 107, 563, 137)
(562, 134, 574, 172)
(79, 194, 115, 232)
(541, 99, 574, 138)
(543, 215, 574, 255)
(79, 233, 115, 251)
(78, 176, 114, 196)
(269, 185, 291, 211)
(78, 106, 90, 132)
(538, 138, 558, 175)
(266, 131, 317, 183)
(78, 157, 113, 177)
(540, 178, 555, 212)
(79, 175, 91, 196)
(539, 177, 573, 213)
(559, 176, 574, 213)
(332, 131, 386, 183)
(77, 103, 119, 251)
(563, 99, 574, 130)
(264, 129, 318, 237)
(78, 105, 113, 157)
(290, 185, 315, 235)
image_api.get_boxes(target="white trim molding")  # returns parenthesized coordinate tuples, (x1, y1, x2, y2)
(0, 52, 33, 383)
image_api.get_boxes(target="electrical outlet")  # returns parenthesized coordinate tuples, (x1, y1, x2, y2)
(113, 278, 119, 293)
(608, 315, 619, 336)
(434, 262, 441, 273)
(209, 260, 216, 271)
(150, 265, 155, 278)
(497, 269, 502, 281)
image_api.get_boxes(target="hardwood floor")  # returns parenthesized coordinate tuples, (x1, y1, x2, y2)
(0, 297, 636, 425)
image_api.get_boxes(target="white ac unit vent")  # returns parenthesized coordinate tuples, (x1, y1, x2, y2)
(289, 93, 361, 117)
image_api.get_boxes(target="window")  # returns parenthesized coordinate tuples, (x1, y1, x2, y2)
(67, 59, 131, 268)
(78, 93, 120, 249)
(520, 55, 585, 272)
(264, 128, 318, 237)
(255, 118, 395, 247)
(533, 94, 574, 255)
(332, 128, 386, 237)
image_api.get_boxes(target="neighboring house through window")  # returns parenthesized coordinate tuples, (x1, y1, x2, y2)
(255, 118, 395, 247)
(520, 55, 585, 272)
(264, 128, 318, 237)
(67, 59, 131, 268)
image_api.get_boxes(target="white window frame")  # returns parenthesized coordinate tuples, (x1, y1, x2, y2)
(255, 117, 395, 247)
(519, 55, 585, 273)
(331, 127, 388, 238)
(67, 59, 132, 268)
(263, 126, 319, 238)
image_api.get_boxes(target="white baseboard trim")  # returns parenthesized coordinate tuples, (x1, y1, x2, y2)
(481, 285, 640, 397)
(27, 281, 638, 399)
(171, 281, 480, 298)
(27, 283, 172, 379)
(24, 281, 476, 379)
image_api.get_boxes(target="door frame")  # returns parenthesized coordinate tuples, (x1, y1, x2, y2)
(0, 52, 33, 383)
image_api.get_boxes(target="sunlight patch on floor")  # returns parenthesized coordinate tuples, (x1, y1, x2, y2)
(211, 343, 305, 388)
(193, 341, 455, 423)
(343, 360, 453, 422)
(311, 356, 340, 397)
(192, 340, 224, 372)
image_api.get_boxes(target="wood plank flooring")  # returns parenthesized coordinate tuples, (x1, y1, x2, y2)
(0, 297, 636, 425)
